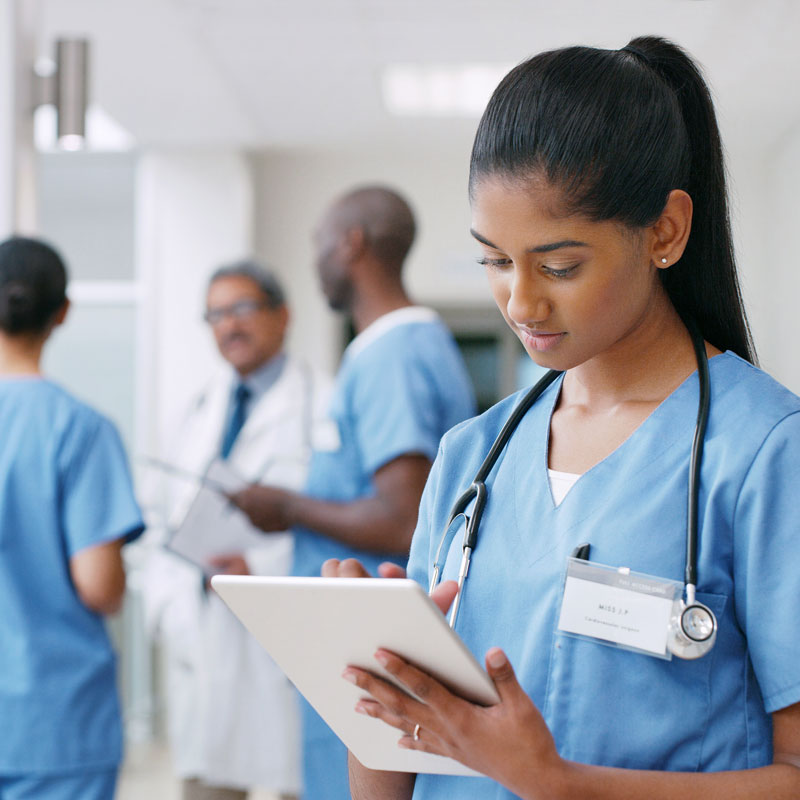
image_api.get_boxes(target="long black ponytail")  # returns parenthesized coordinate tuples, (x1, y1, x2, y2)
(469, 35, 756, 363)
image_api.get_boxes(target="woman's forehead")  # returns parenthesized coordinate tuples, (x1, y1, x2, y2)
(470, 173, 575, 219)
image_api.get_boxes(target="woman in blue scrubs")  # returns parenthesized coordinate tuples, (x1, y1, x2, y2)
(0, 237, 144, 799)
(338, 36, 800, 798)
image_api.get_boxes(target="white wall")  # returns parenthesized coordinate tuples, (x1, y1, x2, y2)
(38, 151, 139, 448)
(136, 151, 253, 457)
(761, 125, 800, 393)
(0, 0, 37, 237)
(252, 136, 498, 375)
(0, 0, 14, 237)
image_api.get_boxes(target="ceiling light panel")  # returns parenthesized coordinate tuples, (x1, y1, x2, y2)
(382, 63, 512, 117)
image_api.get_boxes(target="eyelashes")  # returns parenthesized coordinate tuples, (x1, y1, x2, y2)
(476, 257, 580, 279)
(541, 264, 579, 279)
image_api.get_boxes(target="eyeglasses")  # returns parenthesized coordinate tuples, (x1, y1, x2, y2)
(203, 299, 268, 326)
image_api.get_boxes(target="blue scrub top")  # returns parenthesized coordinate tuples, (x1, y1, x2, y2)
(291, 310, 475, 800)
(292, 311, 476, 578)
(0, 378, 144, 775)
(407, 353, 800, 798)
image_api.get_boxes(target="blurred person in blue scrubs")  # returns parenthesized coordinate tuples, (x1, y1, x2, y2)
(232, 185, 476, 799)
(0, 236, 144, 800)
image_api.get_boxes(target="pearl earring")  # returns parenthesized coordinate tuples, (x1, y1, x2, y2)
(661, 257, 668, 264)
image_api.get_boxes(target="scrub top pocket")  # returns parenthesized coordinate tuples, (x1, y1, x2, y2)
(543, 591, 727, 771)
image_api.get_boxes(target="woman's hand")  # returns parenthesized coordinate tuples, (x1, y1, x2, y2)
(321, 557, 407, 579)
(321, 558, 459, 615)
(342, 647, 565, 799)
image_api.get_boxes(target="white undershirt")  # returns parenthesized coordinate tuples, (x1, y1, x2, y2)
(548, 468, 581, 506)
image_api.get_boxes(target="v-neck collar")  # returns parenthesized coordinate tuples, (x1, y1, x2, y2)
(538, 354, 727, 512)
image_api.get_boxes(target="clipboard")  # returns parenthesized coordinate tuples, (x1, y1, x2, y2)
(211, 575, 499, 776)
(165, 460, 266, 573)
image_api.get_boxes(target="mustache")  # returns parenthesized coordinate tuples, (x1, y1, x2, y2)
(220, 332, 251, 348)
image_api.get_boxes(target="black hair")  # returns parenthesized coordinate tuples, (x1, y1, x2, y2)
(469, 35, 755, 363)
(0, 236, 68, 335)
(209, 259, 286, 308)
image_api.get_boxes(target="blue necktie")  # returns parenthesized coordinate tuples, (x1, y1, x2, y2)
(220, 383, 251, 459)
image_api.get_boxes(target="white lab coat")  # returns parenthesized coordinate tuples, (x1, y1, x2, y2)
(138, 356, 330, 792)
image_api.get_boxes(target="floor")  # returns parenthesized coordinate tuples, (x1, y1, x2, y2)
(117, 741, 279, 800)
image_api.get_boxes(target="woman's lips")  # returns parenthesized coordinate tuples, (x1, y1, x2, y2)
(518, 329, 566, 352)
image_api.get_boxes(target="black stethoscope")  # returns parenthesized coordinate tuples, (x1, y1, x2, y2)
(430, 326, 717, 660)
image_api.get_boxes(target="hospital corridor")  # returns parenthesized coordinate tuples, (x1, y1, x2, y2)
(1, 1, 799, 798)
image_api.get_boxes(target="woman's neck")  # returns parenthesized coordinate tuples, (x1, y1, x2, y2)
(0, 333, 44, 375)
(563, 297, 699, 410)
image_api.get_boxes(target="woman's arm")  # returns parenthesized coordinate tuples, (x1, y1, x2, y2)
(345, 648, 800, 800)
(69, 538, 126, 615)
(349, 752, 416, 800)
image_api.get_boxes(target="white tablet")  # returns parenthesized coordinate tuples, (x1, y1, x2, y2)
(211, 575, 499, 776)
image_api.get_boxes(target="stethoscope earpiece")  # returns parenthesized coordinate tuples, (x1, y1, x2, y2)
(666, 598, 717, 660)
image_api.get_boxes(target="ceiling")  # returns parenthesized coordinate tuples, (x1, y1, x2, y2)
(37, 0, 800, 152)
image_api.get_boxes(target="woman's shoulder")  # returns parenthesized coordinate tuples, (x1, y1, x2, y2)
(711, 352, 800, 427)
(27, 380, 118, 439)
(439, 381, 553, 460)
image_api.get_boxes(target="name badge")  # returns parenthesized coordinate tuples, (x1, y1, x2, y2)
(557, 558, 681, 659)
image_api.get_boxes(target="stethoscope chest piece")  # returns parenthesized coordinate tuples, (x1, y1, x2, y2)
(666, 597, 717, 660)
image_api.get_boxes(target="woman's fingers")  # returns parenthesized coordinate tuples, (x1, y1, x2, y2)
(485, 647, 526, 704)
(344, 648, 461, 727)
(354, 698, 415, 735)
(343, 664, 426, 725)
(320, 558, 372, 578)
(430, 579, 458, 616)
(377, 562, 407, 579)
(351, 682, 448, 757)
(320, 558, 341, 577)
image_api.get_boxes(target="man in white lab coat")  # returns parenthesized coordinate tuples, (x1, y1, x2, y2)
(140, 261, 330, 800)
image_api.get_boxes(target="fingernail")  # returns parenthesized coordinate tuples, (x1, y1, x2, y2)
(342, 669, 357, 684)
(487, 649, 507, 669)
(374, 651, 389, 667)
(354, 702, 367, 715)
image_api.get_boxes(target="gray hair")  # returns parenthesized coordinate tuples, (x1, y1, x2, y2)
(208, 258, 286, 308)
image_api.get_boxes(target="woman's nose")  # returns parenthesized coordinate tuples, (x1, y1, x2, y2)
(506, 269, 551, 326)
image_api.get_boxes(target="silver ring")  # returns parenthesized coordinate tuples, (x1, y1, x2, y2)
(413, 723, 421, 742)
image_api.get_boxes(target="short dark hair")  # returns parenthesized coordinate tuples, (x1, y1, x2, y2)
(469, 36, 755, 363)
(0, 236, 68, 335)
(208, 259, 286, 308)
(331, 185, 416, 272)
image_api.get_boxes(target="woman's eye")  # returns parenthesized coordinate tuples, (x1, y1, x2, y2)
(476, 257, 512, 269)
(541, 264, 579, 279)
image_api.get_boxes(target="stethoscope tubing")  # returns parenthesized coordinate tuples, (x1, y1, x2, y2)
(686, 328, 711, 598)
(433, 325, 711, 633)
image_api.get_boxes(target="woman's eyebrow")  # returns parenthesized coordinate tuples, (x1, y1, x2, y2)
(470, 229, 589, 253)
(528, 239, 589, 253)
(470, 229, 498, 248)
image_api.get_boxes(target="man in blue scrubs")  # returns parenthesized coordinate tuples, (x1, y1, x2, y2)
(232, 185, 476, 799)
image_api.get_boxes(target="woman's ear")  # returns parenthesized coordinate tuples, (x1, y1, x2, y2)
(650, 189, 693, 270)
(52, 298, 70, 327)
